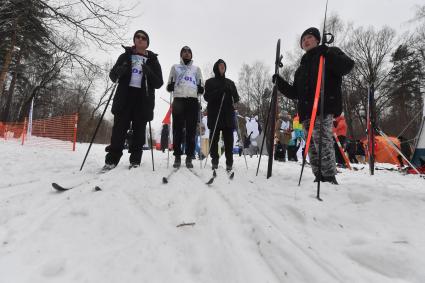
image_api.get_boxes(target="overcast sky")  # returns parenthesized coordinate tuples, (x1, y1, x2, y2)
(99, 0, 423, 131)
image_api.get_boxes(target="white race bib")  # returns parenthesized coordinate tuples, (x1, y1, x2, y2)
(129, 55, 148, 88)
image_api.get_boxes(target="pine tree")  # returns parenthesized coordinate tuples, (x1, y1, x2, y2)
(384, 44, 423, 138)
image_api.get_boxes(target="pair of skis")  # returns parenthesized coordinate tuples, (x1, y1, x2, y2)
(162, 166, 234, 185)
(256, 38, 283, 179)
(52, 163, 139, 191)
(205, 168, 235, 185)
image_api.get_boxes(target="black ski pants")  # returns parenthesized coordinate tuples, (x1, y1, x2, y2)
(209, 127, 234, 167)
(172, 97, 199, 158)
(105, 92, 147, 166)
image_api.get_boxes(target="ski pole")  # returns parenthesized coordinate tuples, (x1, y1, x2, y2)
(198, 79, 203, 169)
(80, 83, 117, 171)
(298, 56, 324, 185)
(148, 121, 154, 171)
(366, 84, 376, 175)
(146, 74, 154, 171)
(167, 80, 174, 169)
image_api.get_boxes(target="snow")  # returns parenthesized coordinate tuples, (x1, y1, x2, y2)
(1, 140, 425, 283)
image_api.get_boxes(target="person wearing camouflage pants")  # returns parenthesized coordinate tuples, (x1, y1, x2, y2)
(272, 27, 354, 184)
(303, 115, 337, 181)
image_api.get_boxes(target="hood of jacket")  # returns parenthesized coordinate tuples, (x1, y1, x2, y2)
(213, 59, 226, 78)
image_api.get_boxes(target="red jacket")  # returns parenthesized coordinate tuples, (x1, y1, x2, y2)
(334, 116, 347, 137)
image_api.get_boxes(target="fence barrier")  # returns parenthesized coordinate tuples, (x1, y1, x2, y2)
(0, 113, 78, 151)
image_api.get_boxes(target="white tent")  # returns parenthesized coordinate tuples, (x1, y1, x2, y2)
(411, 96, 425, 167)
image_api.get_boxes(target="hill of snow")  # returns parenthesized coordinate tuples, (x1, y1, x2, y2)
(1, 141, 424, 283)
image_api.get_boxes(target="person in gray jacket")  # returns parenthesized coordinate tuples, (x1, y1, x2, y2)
(166, 46, 204, 168)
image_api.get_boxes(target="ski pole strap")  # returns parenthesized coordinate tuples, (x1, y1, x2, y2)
(304, 55, 325, 159)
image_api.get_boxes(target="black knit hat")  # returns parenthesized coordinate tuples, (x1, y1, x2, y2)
(300, 27, 321, 48)
(180, 46, 192, 58)
(133, 30, 149, 47)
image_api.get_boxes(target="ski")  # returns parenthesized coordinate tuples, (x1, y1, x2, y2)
(52, 182, 72, 191)
(52, 182, 103, 192)
(226, 170, 235, 180)
(129, 164, 140, 170)
(256, 39, 283, 178)
(266, 39, 283, 179)
(186, 167, 203, 179)
(52, 166, 113, 192)
(206, 169, 217, 185)
(205, 168, 234, 185)
(162, 167, 179, 184)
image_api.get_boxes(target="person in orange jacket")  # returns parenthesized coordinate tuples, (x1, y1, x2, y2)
(333, 114, 347, 167)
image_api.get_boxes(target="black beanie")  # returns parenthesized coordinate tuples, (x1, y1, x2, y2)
(300, 27, 321, 48)
(180, 46, 192, 58)
(133, 30, 149, 47)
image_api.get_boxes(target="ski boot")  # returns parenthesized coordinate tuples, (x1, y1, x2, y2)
(173, 156, 181, 168)
(186, 156, 193, 168)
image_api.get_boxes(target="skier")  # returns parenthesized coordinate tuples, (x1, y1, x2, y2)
(333, 114, 347, 167)
(245, 116, 260, 157)
(273, 27, 354, 184)
(160, 124, 169, 153)
(166, 46, 204, 168)
(204, 59, 240, 170)
(104, 30, 163, 170)
(397, 136, 412, 167)
(275, 111, 292, 162)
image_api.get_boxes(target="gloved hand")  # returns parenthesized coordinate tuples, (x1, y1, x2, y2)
(167, 82, 175, 92)
(272, 74, 285, 84)
(115, 62, 128, 79)
(316, 44, 329, 57)
(197, 85, 204, 94)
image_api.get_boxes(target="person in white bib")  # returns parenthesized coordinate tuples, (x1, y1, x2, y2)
(103, 30, 163, 170)
(166, 46, 204, 168)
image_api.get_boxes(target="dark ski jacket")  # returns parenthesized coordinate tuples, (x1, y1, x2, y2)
(276, 45, 354, 122)
(204, 59, 240, 130)
(109, 46, 163, 121)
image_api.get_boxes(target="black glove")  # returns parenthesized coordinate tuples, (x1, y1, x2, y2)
(166, 82, 175, 92)
(272, 74, 285, 84)
(316, 45, 329, 57)
(115, 62, 128, 79)
(197, 85, 204, 94)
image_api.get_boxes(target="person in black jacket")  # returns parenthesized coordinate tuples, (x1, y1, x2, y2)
(204, 59, 240, 171)
(273, 27, 354, 184)
(104, 30, 163, 170)
(160, 124, 169, 152)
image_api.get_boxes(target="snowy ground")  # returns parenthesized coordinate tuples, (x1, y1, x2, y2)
(1, 140, 425, 283)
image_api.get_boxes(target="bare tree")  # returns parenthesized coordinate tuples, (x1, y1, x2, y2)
(237, 61, 272, 122)
(90, 63, 115, 120)
(343, 26, 397, 133)
(0, 0, 133, 92)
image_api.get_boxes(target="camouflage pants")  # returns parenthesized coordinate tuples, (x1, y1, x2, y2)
(303, 115, 337, 177)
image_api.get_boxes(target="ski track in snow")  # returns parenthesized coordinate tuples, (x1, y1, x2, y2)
(1, 141, 425, 283)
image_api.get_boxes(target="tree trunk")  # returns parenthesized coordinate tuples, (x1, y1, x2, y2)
(2, 49, 22, 122)
(0, 19, 18, 96)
